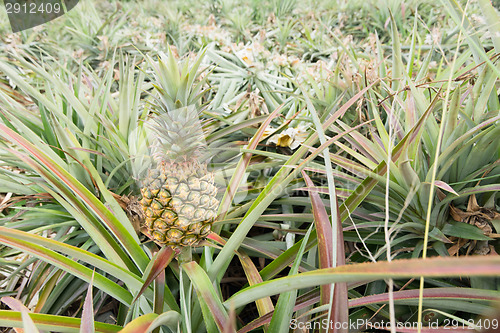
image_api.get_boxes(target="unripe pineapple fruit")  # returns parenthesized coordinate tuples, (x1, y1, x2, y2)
(140, 161, 218, 247)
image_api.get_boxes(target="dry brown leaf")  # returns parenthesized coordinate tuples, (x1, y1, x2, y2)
(448, 194, 500, 255)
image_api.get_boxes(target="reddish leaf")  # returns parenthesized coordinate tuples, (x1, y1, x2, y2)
(237, 286, 500, 333)
(132, 246, 174, 305)
(302, 171, 348, 332)
(302, 172, 333, 294)
(2, 297, 28, 313)
(223, 304, 237, 333)
(1, 297, 39, 333)
(258, 92, 440, 283)
(238, 250, 274, 319)
(80, 272, 95, 333)
(0, 310, 120, 332)
(154, 270, 166, 315)
(183, 261, 233, 332)
(227, 255, 500, 310)
(207, 232, 227, 246)
(433, 181, 458, 196)
(0, 124, 147, 270)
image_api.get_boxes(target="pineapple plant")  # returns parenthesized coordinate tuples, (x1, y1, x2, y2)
(139, 48, 219, 249)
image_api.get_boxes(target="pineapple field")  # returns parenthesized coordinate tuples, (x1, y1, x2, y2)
(1, 0, 500, 332)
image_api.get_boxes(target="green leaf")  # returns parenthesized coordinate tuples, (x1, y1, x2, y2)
(149, 311, 182, 332)
(442, 221, 492, 241)
(268, 224, 313, 333)
(303, 170, 349, 331)
(0, 311, 121, 333)
(477, 0, 500, 53)
(259, 90, 440, 282)
(119, 313, 159, 333)
(217, 103, 284, 221)
(0, 227, 143, 293)
(183, 261, 233, 333)
(0, 124, 142, 271)
(0, 228, 133, 306)
(390, 9, 404, 92)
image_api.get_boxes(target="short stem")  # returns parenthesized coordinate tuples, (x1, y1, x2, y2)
(178, 246, 193, 265)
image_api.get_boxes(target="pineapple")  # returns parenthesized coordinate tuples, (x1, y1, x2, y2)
(139, 49, 219, 248)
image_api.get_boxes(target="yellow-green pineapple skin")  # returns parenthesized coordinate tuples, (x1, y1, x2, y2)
(140, 161, 218, 248)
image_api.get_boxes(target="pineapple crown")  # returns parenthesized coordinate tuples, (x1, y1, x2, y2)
(145, 46, 215, 166)
(146, 46, 209, 113)
(147, 106, 208, 164)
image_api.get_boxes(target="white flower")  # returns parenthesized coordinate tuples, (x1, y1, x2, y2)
(236, 46, 255, 65)
(272, 54, 288, 67)
(424, 34, 433, 45)
(234, 42, 271, 65)
(431, 28, 442, 44)
(288, 55, 301, 67)
(267, 125, 309, 150)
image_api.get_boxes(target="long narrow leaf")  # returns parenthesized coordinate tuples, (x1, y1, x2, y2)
(0, 311, 120, 333)
(80, 273, 95, 333)
(183, 261, 233, 332)
(237, 251, 274, 322)
(225, 255, 500, 309)
(132, 246, 175, 306)
(268, 224, 313, 332)
(0, 230, 133, 305)
(0, 227, 143, 292)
